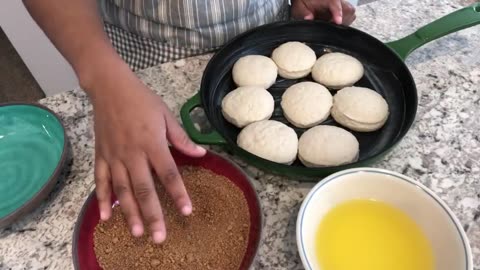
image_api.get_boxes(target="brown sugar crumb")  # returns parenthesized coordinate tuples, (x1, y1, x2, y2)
(94, 166, 251, 270)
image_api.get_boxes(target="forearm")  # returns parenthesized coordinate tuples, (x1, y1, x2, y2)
(23, 0, 130, 96)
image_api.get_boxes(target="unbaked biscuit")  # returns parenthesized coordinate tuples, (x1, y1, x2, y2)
(237, 120, 298, 164)
(331, 86, 389, 132)
(221, 86, 274, 128)
(232, 55, 278, 89)
(312, 52, 364, 89)
(281, 82, 333, 128)
(298, 125, 359, 167)
(271, 41, 316, 79)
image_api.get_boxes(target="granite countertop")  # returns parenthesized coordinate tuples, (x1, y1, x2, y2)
(1, 0, 479, 269)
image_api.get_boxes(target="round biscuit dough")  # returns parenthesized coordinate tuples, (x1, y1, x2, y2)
(221, 86, 274, 128)
(331, 86, 389, 132)
(281, 82, 333, 128)
(271, 41, 317, 79)
(298, 125, 359, 167)
(237, 120, 298, 164)
(232, 55, 278, 89)
(312, 52, 364, 89)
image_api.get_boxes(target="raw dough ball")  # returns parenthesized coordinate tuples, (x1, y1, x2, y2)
(271, 41, 317, 79)
(221, 86, 274, 128)
(312, 52, 364, 89)
(281, 82, 333, 128)
(298, 125, 359, 167)
(232, 55, 278, 89)
(237, 120, 298, 164)
(331, 86, 389, 132)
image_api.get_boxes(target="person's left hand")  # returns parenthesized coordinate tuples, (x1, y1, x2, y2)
(291, 0, 356, 25)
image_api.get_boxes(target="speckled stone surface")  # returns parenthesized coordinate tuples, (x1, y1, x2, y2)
(1, 0, 479, 269)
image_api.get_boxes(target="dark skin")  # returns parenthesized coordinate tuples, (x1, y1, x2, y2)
(23, 0, 356, 244)
(292, 0, 357, 25)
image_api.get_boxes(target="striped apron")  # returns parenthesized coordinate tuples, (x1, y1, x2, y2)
(98, 0, 290, 70)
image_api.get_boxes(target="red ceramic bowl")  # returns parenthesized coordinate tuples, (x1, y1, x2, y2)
(72, 149, 263, 270)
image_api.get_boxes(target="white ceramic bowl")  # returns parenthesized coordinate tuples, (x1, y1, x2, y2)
(297, 168, 473, 270)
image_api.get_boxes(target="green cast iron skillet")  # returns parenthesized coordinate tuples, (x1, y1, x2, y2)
(181, 4, 480, 179)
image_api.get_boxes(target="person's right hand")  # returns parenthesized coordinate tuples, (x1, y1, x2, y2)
(89, 67, 206, 244)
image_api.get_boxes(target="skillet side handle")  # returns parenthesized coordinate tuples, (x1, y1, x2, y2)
(386, 3, 480, 60)
(180, 93, 227, 145)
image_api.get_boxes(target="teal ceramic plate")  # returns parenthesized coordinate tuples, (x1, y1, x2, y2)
(0, 103, 67, 228)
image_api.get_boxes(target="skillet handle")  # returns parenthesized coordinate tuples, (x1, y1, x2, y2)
(180, 93, 227, 145)
(386, 3, 480, 60)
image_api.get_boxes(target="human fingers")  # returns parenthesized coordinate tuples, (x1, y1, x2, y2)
(111, 161, 144, 237)
(127, 155, 167, 243)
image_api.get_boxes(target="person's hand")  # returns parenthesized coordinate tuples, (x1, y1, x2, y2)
(291, 0, 356, 25)
(90, 68, 206, 243)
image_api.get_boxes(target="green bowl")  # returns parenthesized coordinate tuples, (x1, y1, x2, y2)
(0, 103, 68, 228)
